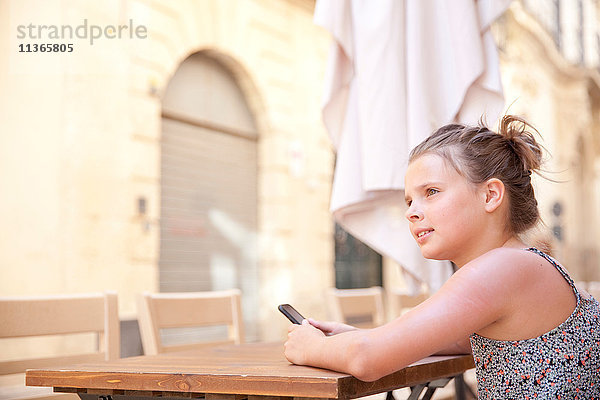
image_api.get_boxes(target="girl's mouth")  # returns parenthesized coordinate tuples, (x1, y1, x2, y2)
(417, 229, 433, 238)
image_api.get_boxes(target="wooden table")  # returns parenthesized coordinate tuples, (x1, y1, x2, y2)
(26, 342, 474, 400)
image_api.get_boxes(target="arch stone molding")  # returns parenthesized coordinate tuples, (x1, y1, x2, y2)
(159, 46, 270, 139)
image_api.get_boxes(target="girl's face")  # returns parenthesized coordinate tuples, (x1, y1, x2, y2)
(404, 153, 488, 265)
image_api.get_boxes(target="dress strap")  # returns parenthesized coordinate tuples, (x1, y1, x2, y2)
(525, 247, 580, 300)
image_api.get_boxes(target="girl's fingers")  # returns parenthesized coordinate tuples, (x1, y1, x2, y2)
(308, 318, 336, 333)
(307, 318, 325, 329)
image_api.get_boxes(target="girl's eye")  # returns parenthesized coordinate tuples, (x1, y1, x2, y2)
(426, 188, 439, 197)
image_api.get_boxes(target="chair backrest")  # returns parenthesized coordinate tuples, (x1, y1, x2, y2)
(0, 292, 119, 376)
(387, 288, 429, 318)
(326, 287, 385, 329)
(137, 289, 244, 355)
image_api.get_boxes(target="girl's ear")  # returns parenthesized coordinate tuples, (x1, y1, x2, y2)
(483, 178, 505, 213)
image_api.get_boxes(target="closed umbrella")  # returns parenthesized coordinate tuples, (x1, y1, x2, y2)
(314, 0, 511, 291)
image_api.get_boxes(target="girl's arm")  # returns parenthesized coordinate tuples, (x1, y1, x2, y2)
(284, 249, 527, 381)
(307, 318, 472, 353)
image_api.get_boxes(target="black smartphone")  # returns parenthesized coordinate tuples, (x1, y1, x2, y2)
(278, 303, 305, 324)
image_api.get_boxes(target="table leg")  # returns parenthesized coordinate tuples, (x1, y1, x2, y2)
(407, 378, 452, 400)
(407, 384, 426, 400)
(454, 373, 466, 400)
(453, 373, 477, 400)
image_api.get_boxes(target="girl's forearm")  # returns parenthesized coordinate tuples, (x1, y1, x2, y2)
(305, 330, 382, 382)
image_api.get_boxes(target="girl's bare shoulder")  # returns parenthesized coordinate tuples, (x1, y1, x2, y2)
(459, 248, 576, 340)
(452, 247, 545, 295)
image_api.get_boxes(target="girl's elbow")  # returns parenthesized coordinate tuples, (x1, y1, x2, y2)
(346, 337, 385, 382)
(351, 366, 383, 382)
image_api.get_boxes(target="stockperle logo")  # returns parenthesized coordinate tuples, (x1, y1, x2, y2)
(16, 19, 148, 46)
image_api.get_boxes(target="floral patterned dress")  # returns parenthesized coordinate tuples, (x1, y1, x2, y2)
(470, 248, 600, 399)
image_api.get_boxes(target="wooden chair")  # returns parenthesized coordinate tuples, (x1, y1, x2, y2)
(326, 287, 385, 329)
(0, 292, 119, 400)
(387, 288, 429, 318)
(137, 289, 244, 355)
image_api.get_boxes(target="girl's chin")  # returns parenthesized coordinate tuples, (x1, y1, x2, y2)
(419, 246, 449, 261)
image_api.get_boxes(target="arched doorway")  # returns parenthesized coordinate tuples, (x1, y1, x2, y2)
(160, 52, 259, 341)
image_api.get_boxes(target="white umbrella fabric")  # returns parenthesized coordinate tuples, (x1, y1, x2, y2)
(314, 0, 511, 291)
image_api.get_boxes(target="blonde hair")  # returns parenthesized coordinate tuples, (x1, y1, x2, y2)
(409, 115, 544, 235)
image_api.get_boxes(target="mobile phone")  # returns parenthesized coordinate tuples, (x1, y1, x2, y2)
(278, 304, 305, 324)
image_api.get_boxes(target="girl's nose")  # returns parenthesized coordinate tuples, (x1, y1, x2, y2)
(405, 205, 423, 221)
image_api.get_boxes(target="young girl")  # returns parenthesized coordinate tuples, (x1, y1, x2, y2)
(284, 115, 600, 398)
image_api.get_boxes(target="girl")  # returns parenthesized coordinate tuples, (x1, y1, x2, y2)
(284, 115, 600, 398)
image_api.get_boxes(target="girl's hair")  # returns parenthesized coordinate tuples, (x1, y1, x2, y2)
(409, 115, 544, 235)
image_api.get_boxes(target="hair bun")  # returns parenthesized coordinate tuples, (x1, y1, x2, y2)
(498, 114, 543, 172)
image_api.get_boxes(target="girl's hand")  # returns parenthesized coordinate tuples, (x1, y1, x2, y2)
(307, 318, 357, 336)
(284, 319, 326, 365)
